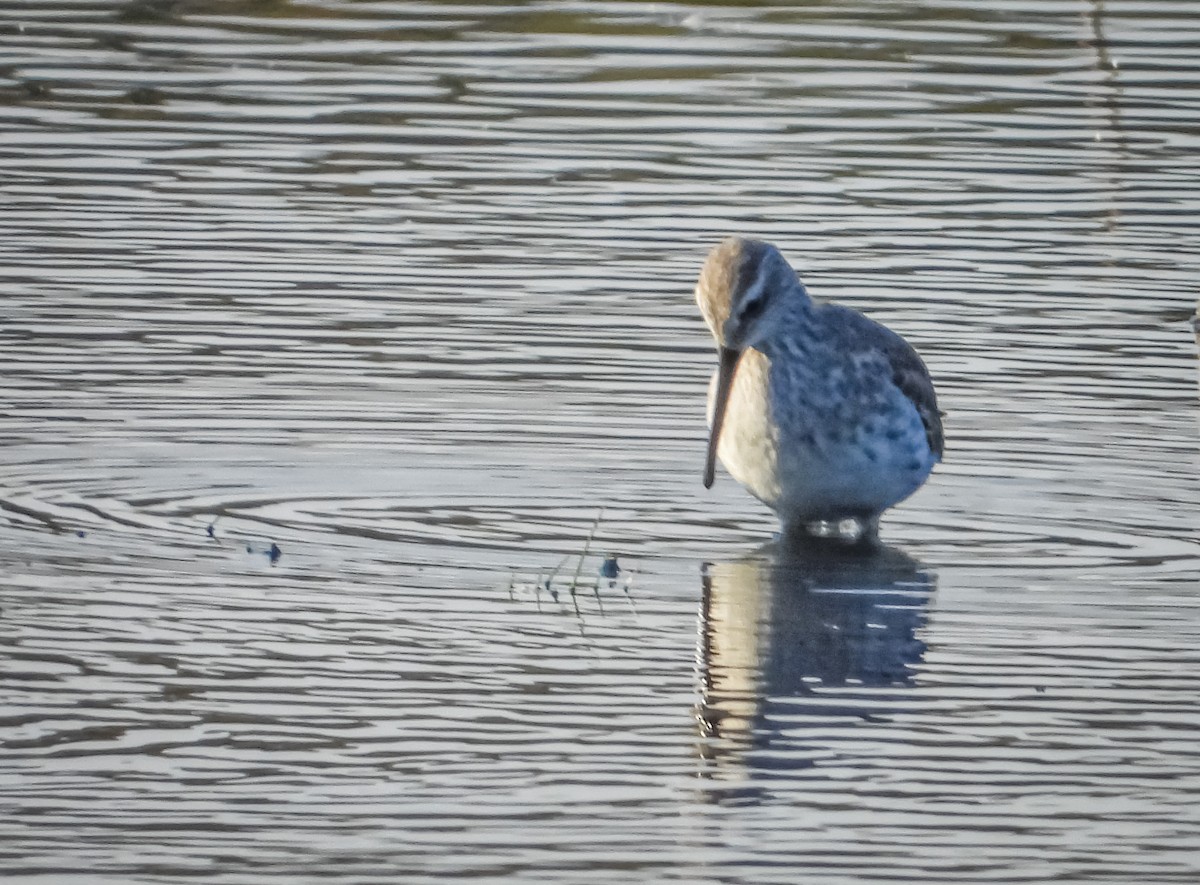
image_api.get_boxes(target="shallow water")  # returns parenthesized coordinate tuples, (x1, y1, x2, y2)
(2, 1, 1199, 882)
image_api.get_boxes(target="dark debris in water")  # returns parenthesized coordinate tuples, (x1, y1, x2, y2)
(3, 497, 291, 570)
(204, 516, 280, 565)
(599, 555, 620, 580)
(115, 0, 182, 23)
(126, 86, 165, 105)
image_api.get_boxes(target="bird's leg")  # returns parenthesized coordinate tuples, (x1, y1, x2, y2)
(854, 516, 882, 550)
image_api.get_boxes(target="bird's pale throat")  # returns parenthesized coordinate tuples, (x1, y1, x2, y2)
(703, 345, 743, 489)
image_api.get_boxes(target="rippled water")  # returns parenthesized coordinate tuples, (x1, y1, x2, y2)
(2, 1, 1199, 882)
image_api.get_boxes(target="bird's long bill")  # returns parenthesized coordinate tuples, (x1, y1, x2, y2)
(703, 346, 743, 489)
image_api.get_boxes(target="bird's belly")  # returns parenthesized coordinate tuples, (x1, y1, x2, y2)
(773, 429, 933, 523)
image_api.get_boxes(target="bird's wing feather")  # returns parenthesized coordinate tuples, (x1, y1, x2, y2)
(820, 304, 944, 459)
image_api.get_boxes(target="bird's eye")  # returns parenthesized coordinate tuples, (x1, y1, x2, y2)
(741, 296, 766, 320)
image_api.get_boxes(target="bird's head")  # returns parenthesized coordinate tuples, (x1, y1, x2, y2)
(694, 237, 808, 489)
(695, 236, 805, 352)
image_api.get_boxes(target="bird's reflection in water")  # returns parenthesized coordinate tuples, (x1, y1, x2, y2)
(696, 538, 936, 803)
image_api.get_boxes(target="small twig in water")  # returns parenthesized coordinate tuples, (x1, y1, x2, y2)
(569, 507, 604, 596)
(622, 568, 638, 616)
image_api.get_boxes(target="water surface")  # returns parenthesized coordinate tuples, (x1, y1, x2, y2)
(2, 1, 1199, 882)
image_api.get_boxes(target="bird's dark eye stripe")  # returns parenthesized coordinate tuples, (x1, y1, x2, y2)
(742, 296, 765, 317)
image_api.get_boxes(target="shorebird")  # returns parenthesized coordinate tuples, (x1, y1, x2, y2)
(696, 237, 943, 540)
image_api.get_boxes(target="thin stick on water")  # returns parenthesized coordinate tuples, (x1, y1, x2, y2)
(547, 552, 571, 604)
(569, 507, 604, 596)
(545, 552, 570, 587)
